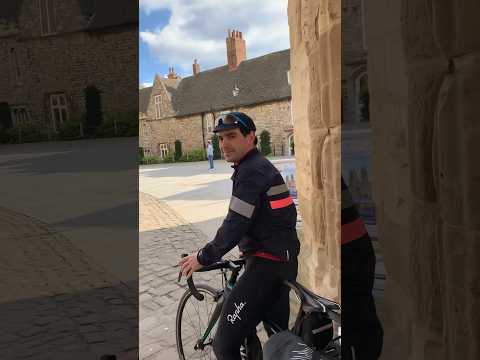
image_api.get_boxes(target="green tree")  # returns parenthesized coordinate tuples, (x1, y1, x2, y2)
(0, 102, 12, 132)
(84, 86, 103, 135)
(259, 130, 272, 156)
(174, 140, 182, 161)
(211, 134, 221, 159)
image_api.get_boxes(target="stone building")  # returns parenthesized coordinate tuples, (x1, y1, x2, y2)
(0, 0, 137, 132)
(139, 30, 294, 158)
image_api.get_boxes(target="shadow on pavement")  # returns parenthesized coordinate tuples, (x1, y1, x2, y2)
(0, 138, 137, 175)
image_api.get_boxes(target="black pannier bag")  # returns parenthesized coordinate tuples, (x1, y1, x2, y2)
(263, 330, 323, 360)
(293, 310, 334, 351)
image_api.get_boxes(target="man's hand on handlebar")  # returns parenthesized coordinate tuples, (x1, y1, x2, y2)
(178, 253, 203, 279)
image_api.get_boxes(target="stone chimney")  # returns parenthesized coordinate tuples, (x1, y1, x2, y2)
(167, 67, 178, 79)
(226, 29, 246, 71)
(192, 59, 200, 76)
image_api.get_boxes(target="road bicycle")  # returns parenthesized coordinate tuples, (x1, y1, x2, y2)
(176, 257, 341, 359)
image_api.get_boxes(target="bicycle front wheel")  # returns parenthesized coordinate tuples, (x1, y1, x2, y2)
(176, 284, 219, 360)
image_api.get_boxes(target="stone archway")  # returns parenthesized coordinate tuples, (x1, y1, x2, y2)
(287, 0, 341, 302)
(288, 0, 480, 359)
(287, 133, 295, 156)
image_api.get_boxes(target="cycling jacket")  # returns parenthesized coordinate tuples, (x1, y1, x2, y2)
(197, 148, 300, 266)
(341, 176, 368, 245)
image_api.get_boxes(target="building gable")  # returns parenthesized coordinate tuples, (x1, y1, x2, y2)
(146, 74, 178, 120)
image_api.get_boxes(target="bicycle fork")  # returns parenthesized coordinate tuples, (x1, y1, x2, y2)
(195, 291, 225, 351)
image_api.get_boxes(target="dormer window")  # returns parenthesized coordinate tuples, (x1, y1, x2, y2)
(39, 0, 57, 36)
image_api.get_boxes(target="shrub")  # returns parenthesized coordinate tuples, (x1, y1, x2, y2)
(140, 155, 161, 165)
(84, 86, 103, 135)
(96, 111, 138, 138)
(211, 134, 221, 159)
(0, 102, 12, 131)
(57, 118, 84, 140)
(161, 153, 175, 163)
(179, 149, 206, 162)
(174, 140, 182, 161)
(4, 123, 50, 143)
(259, 130, 272, 156)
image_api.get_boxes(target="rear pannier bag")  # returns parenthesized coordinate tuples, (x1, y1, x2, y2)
(263, 330, 322, 360)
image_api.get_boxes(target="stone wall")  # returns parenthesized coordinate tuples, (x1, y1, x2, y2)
(142, 99, 293, 157)
(288, 0, 341, 302)
(139, 118, 154, 154)
(0, 5, 137, 130)
(147, 114, 204, 156)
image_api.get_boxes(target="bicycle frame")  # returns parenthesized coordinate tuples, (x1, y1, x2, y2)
(193, 263, 287, 351)
(179, 257, 341, 358)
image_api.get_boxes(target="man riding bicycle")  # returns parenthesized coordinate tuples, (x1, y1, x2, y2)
(179, 112, 300, 360)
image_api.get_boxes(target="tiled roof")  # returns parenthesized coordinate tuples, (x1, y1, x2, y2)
(139, 86, 152, 114)
(172, 49, 291, 117)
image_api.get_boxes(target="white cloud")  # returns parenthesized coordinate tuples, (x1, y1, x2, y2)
(140, 82, 153, 89)
(140, 0, 289, 77)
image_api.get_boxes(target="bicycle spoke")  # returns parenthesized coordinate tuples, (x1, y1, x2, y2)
(179, 289, 220, 360)
(184, 304, 199, 334)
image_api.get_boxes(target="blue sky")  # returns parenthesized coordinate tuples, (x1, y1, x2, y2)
(139, 8, 171, 87)
(139, 0, 290, 88)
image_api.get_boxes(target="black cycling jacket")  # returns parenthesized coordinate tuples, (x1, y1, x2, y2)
(197, 148, 300, 266)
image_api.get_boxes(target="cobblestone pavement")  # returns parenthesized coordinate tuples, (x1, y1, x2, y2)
(139, 192, 224, 360)
(0, 206, 138, 360)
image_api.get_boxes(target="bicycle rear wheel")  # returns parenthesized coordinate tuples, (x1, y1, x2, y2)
(176, 284, 219, 360)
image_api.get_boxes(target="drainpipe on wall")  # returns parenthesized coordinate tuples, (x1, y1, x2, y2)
(201, 113, 206, 151)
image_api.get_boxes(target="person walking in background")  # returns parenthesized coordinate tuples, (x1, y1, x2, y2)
(207, 140, 214, 170)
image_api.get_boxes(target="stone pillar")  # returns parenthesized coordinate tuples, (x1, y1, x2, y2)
(288, 0, 341, 302)
(365, 0, 480, 359)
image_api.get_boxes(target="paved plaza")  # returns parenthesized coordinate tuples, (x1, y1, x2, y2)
(0, 206, 137, 360)
(139, 192, 225, 359)
(0, 139, 138, 360)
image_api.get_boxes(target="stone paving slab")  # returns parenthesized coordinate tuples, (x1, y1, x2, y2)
(0, 206, 138, 360)
(139, 192, 227, 360)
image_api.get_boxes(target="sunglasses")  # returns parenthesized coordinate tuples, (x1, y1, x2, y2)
(217, 113, 250, 131)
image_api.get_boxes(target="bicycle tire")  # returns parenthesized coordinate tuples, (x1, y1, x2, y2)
(176, 284, 219, 360)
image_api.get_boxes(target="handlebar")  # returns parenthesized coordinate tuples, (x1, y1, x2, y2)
(187, 276, 204, 301)
(178, 255, 246, 301)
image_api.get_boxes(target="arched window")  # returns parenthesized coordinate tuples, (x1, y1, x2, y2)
(287, 133, 295, 156)
(354, 72, 369, 122)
